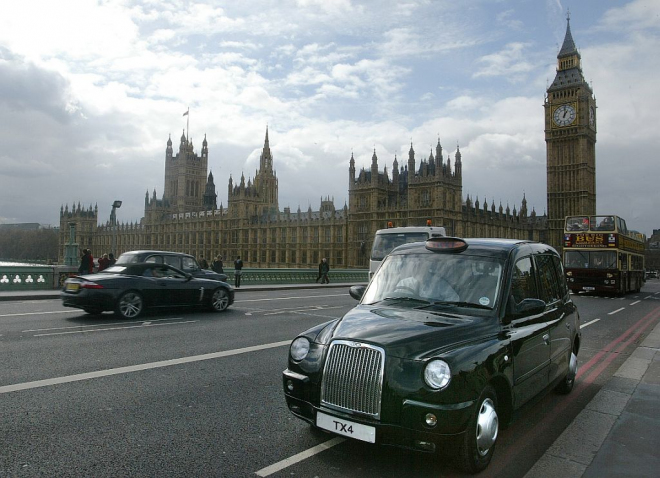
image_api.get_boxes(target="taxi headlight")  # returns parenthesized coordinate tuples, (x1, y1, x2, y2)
(290, 337, 310, 361)
(424, 360, 451, 390)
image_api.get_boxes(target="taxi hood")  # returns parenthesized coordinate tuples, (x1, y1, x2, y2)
(320, 304, 497, 359)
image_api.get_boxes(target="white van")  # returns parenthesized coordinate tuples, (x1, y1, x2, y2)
(369, 225, 446, 279)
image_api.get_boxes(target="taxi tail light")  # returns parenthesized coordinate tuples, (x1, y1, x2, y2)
(81, 281, 104, 289)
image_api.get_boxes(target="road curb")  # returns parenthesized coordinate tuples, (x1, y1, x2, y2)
(524, 321, 660, 478)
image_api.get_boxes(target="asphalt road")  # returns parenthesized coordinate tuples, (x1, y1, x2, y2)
(1, 282, 660, 477)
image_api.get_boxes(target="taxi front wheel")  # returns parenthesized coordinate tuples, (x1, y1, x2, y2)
(456, 385, 499, 474)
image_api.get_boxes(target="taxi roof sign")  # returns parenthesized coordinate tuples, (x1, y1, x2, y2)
(425, 237, 468, 253)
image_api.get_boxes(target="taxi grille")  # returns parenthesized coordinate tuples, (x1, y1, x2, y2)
(320, 341, 385, 419)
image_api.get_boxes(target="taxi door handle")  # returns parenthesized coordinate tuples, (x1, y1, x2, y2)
(543, 334, 550, 345)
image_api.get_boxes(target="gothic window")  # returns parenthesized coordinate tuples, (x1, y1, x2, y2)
(270, 250, 276, 262)
(281, 228, 286, 242)
(325, 228, 332, 243)
(280, 251, 286, 263)
(313, 229, 319, 242)
(337, 226, 343, 242)
(335, 251, 343, 266)
(422, 190, 431, 206)
(358, 224, 368, 241)
(291, 251, 297, 263)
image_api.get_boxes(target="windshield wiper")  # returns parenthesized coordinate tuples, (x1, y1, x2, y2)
(377, 296, 431, 306)
(418, 300, 492, 311)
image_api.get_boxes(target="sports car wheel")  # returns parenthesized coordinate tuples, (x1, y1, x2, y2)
(210, 288, 229, 312)
(457, 385, 499, 473)
(116, 291, 143, 318)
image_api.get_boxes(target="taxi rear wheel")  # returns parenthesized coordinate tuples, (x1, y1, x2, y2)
(556, 350, 578, 394)
(457, 385, 499, 473)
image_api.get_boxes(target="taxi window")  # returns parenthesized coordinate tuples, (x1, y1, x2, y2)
(163, 256, 181, 268)
(536, 255, 561, 303)
(181, 257, 198, 271)
(145, 255, 163, 264)
(511, 257, 538, 304)
(552, 255, 568, 297)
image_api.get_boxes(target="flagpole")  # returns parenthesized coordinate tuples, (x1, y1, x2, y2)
(186, 107, 189, 142)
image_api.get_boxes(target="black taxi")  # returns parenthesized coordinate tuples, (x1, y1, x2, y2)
(282, 237, 580, 473)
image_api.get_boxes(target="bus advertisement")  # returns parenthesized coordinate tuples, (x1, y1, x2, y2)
(563, 215, 646, 295)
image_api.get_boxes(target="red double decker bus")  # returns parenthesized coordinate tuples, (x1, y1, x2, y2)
(563, 215, 646, 295)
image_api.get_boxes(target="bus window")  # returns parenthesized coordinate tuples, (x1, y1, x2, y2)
(590, 251, 616, 269)
(566, 216, 590, 231)
(565, 250, 589, 268)
(592, 216, 615, 231)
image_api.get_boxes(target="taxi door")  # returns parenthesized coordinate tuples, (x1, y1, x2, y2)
(507, 255, 552, 407)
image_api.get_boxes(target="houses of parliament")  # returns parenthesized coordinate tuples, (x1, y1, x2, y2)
(58, 18, 597, 269)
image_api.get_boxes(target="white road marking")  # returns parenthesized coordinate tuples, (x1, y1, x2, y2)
(23, 317, 186, 333)
(254, 437, 346, 477)
(608, 308, 625, 315)
(34, 320, 198, 336)
(0, 310, 80, 318)
(630, 300, 641, 306)
(240, 294, 347, 303)
(580, 319, 600, 329)
(0, 340, 290, 395)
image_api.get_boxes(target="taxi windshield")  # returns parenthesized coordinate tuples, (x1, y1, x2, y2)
(362, 253, 503, 313)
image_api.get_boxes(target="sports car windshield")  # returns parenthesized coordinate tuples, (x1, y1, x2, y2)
(362, 253, 503, 312)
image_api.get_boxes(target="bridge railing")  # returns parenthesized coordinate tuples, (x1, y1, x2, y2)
(0, 263, 368, 291)
(225, 268, 368, 285)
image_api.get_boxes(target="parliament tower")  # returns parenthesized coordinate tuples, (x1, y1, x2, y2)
(545, 15, 597, 249)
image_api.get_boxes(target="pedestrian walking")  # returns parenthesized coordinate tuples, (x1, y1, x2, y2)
(108, 253, 116, 266)
(199, 256, 209, 269)
(98, 253, 110, 271)
(87, 250, 95, 273)
(78, 249, 90, 275)
(212, 255, 224, 274)
(234, 255, 244, 288)
(316, 257, 330, 284)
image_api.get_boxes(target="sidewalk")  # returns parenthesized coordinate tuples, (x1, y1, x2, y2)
(3, 289, 659, 477)
(525, 321, 660, 478)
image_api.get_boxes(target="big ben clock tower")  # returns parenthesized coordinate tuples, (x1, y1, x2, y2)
(545, 14, 597, 250)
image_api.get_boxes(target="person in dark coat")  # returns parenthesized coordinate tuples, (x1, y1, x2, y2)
(316, 258, 330, 284)
(212, 255, 224, 274)
(108, 253, 116, 266)
(78, 249, 90, 275)
(234, 256, 244, 288)
(199, 256, 209, 269)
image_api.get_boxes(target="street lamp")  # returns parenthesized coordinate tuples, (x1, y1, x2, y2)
(110, 200, 122, 256)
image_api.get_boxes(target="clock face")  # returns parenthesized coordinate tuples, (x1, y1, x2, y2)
(553, 104, 576, 127)
(589, 106, 595, 127)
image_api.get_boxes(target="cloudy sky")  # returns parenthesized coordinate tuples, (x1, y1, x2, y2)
(0, 0, 658, 236)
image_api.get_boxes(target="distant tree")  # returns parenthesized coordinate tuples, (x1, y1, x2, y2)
(0, 229, 59, 263)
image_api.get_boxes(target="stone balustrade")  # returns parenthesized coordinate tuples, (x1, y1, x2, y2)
(0, 263, 368, 290)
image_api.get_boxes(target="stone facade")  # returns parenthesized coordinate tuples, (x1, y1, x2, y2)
(59, 18, 595, 268)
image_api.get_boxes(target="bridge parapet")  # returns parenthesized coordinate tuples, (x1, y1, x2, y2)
(0, 263, 368, 290)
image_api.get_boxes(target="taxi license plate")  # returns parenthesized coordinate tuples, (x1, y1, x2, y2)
(66, 283, 80, 292)
(582, 286, 595, 291)
(316, 411, 375, 443)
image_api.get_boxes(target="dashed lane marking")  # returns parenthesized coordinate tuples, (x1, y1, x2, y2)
(581, 319, 600, 328)
(255, 437, 346, 477)
(0, 340, 291, 395)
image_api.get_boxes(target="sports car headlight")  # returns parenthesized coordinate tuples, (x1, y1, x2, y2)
(424, 360, 451, 390)
(290, 337, 310, 361)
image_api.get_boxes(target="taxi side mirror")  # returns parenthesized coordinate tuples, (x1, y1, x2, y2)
(349, 285, 366, 301)
(505, 296, 546, 321)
